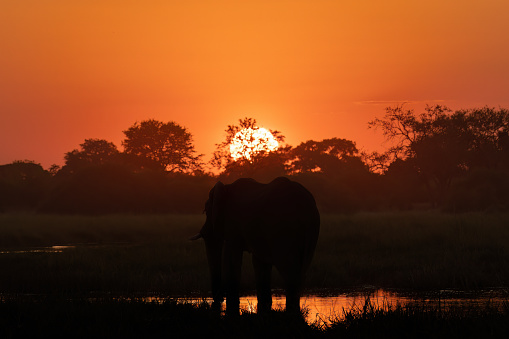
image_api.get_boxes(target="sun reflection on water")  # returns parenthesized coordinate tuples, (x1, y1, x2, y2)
(139, 289, 508, 325)
(233, 290, 405, 324)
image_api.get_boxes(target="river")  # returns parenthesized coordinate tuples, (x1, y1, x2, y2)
(143, 288, 508, 325)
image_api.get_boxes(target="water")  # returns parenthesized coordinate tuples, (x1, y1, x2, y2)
(0, 243, 127, 254)
(142, 288, 508, 325)
(0, 245, 76, 254)
(3, 289, 506, 325)
(1, 245, 507, 325)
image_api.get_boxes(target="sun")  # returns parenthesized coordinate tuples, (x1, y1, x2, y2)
(229, 127, 279, 161)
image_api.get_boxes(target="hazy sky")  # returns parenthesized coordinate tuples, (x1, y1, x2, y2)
(1, 0, 508, 168)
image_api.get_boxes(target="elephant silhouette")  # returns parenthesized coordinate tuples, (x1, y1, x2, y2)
(191, 177, 320, 314)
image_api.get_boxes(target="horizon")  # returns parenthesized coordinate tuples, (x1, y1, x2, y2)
(2, 1, 509, 168)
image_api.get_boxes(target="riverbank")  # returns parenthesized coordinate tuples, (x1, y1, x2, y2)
(1, 296, 508, 338)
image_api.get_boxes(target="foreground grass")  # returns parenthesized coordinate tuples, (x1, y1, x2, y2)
(323, 297, 509, 339)
(0, 297, 314, 339)
(0, 212, 508, 294)
(1, 297, 508, 338)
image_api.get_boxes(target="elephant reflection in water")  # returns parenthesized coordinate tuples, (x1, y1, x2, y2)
(191, 177, 320, 315)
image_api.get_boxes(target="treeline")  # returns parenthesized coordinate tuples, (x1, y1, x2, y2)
(1, 106, 509, 214)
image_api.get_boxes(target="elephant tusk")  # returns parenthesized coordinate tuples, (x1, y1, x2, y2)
(189, 233, 202, 241)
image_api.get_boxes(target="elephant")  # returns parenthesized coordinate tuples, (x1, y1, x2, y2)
(191, 177, 320, 315)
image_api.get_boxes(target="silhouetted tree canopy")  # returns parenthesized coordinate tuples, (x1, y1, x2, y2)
(369, 105, 509, 205)
(0, 160, 51, 211)
(40, 163, 215, 214)
(381, 158, 429, 209)
(3, 104, 509, 214)
(460, 106, 509, 169)
(288, 138, 364, 175)
(122, 119, 203, 173)
(61, 139, 120, 175)
(219, 151, 289, 183)
(369, 105, 509, 168)
(444, 168, 509, 212)
(285, 138, 376, 212)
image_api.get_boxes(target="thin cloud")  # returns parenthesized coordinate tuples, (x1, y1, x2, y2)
(355, 99, 449, 105)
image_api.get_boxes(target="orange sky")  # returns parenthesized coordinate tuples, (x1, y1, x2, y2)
(1, 0, 509, 169)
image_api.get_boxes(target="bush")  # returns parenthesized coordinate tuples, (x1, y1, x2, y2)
(40, 164, 215, 214)
(444, 168, 509, 212)
(0, 161, 51, 212)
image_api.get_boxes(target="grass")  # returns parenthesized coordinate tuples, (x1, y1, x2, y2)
(311, 211, 509, 290)
(0, 214, 202, 248)
(321, 296, 509, 338)
(0, 211, 508, 294)
(0, 296, 508, 338)
(1, 212, 509, 337)
(0, 215, 210, 294)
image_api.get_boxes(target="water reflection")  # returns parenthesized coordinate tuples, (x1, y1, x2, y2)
(0, 245, 76, 254)
(229, 290, 406, 322)
(145, 289, 508, 325)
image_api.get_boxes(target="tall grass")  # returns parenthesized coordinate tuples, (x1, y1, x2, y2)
(0, 214, 204, 248)
(310, 211, 509, 290)
(321, 296, 509, 338)
(0, 296, 507, 338)
(0, 212, 508, 294)
(0, 214, 210, 294)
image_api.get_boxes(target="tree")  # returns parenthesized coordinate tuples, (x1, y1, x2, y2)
(287, 138, 364, 175)
(61, 139, 120, 175)
(287, 138, 375, 212)
(220, 151, 289, 183)
(368, 104, 509, 205)
(461, 107, 509, 169)
(382, 158, 429, 209)
(362, 151, 392, 174)
(368, 105, 453, 160)
(0, 160, 51, 211)
(368, 105, 468, 203)
(122, 119, 202, 173)
(211, 117, 288, 177)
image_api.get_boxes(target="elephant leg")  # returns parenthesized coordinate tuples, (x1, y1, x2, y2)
(223, 244, 243, 315)
(211, 278, 224, 312)
(285, 282, 301, 314)
(252, 255, 272, 313)
(280, 269, 302, 314)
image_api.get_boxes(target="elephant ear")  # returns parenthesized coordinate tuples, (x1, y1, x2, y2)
(210, 181, 227, 234)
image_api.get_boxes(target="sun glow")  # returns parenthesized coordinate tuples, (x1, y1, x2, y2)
(229, 127, 279, 161)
